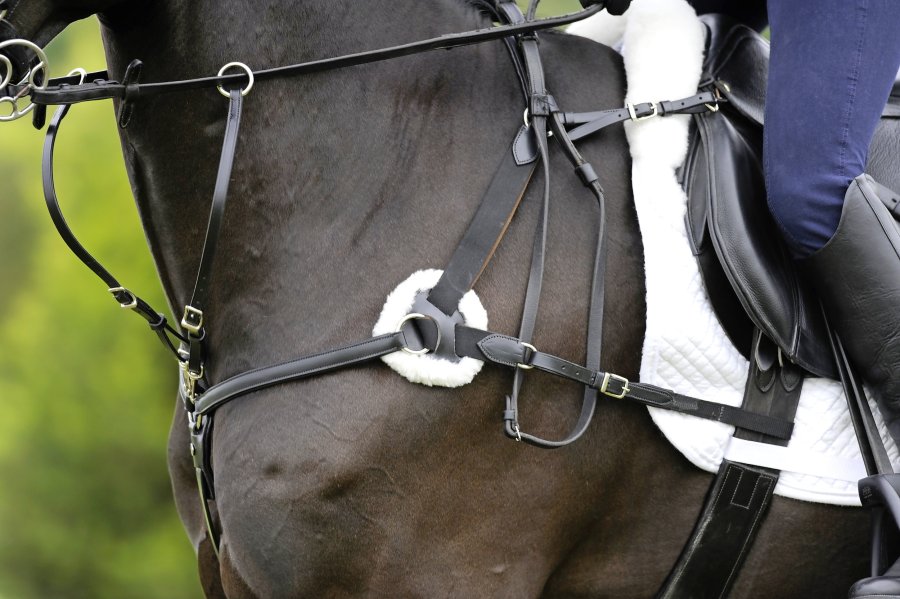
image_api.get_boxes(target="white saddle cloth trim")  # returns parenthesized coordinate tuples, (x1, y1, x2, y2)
(725, 438, 867, 483)
(571, 0, 900, 506)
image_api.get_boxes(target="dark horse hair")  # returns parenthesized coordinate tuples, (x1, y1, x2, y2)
(1, 0, 869, 596)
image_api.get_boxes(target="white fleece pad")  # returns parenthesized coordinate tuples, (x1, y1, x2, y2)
(373, 269, 487, 388)
(571, 0, 900, 505)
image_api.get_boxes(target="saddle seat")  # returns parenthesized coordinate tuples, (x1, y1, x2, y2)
(683, 14, 900, 379)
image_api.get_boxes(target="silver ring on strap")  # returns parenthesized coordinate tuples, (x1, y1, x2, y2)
(395, 313, 440, 356)
(216, 61, 253, 98)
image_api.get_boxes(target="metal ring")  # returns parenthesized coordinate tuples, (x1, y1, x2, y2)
(0, 39, 49, 122)
(67, 67, 87, 85)
(216, 61, 253, 98)
(395, 312, 440, 356)
(0, 38, 50, 87)
(0, 53, 12, 89)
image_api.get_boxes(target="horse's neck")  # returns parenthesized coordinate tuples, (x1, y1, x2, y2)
(99, 0, 521, 372)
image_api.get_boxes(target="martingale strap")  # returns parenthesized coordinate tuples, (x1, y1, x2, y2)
(191, 324, 793, 440)
(180, 87, 245, 401)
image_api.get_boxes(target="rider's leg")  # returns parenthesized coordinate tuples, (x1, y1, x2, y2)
(764, 5, 900, 592)
(764, 0, 900, 438)
(765, 0, 900, 260)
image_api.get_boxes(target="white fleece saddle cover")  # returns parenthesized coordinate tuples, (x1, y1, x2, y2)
(570, 0, 900, 506)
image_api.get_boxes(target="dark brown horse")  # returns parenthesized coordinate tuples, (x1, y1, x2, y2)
(1, 0, 869, 596)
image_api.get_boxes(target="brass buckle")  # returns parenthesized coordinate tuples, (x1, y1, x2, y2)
(181, 306, 204, 334)
(181, 362, 204, 404)
(599, 372, 630, 399)
(626, 102, 657, 122)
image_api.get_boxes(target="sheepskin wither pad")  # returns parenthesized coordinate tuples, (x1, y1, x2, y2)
(372, 269, 487, 388)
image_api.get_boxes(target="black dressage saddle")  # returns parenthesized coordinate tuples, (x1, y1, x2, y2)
(682, 14, 900, 379)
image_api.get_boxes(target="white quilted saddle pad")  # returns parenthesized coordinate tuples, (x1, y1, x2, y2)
(570, 0, 899, 506)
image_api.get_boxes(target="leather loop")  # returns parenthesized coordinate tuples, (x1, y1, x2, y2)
(117, 59, 143, 128)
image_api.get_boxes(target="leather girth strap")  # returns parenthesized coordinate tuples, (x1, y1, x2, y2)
(658, 330, 803, 599)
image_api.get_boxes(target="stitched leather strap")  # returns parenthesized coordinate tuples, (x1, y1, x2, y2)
(454, 326, 794, 439)
(563, 91, 721, 140)
(660, 461, 779, 599)
(194, 332, 408, 415)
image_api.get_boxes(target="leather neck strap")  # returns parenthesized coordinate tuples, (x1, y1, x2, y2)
(14, 3, 605, 110)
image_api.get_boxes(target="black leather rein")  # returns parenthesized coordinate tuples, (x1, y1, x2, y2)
(23, 0, 793, 554)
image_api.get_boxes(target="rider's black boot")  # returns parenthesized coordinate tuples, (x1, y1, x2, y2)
(801, 175, 900, 598)
(800, 174, 900, 443)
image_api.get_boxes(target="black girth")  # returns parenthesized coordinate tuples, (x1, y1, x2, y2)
(26, 0, 794, 560)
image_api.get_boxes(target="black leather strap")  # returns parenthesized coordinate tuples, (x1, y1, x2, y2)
(179, 89, 245, 400)
(21, 5, 606, 107)
(828, 315, 892, 476)
(564, 91, 721, 140)
(426, 138, 538, 315)
(41, 101, 185, 358)
(454, 326, 794, 439)
(194, 332, 408, 415)
(184, 89, 244, 323)
(659, 461, 778, 599)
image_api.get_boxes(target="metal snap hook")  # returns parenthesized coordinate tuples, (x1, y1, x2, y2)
(395, 312, 440, 356)
(217, 61, 254, 98)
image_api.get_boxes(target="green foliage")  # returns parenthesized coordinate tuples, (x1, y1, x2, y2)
(517, 0, 581, 16)
(0, 18, 200, 599)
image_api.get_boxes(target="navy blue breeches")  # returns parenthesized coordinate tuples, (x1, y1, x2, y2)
(690, 0, 900, 258)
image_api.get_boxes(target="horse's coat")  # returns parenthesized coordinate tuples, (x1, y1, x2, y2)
(0, 0, 873, 596)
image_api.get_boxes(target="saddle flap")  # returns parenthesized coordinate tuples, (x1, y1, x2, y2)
(689, 106, 834, 376)
(683, 16, 843, 378)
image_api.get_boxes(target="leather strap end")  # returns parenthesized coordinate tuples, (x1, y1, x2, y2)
(117, 59, 144, 129)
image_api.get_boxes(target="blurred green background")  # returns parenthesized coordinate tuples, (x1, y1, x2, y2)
(0, 1, 579, 597)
